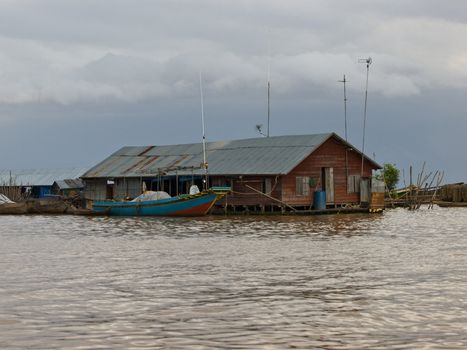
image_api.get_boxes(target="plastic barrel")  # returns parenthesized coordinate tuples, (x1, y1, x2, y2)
(313, 191, 326, 210)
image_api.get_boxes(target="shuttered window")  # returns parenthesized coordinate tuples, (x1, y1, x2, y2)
(296, 176, 310, 196)
(348, 175, 361, 193)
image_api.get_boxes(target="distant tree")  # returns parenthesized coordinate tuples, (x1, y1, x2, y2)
(378, 163, 400, 191)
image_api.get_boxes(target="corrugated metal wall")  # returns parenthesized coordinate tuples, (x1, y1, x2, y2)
(114, 178, 142, 200)
(84, 179, 107, 200)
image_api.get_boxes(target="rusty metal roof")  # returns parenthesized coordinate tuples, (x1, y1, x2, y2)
(82, 133, 381, 178)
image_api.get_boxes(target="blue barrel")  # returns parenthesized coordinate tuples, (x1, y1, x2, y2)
(313, 191, 326, 210)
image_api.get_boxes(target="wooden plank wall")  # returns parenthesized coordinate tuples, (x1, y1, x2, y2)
(212, 176, 283, 207)
(282, 137, 375, 206)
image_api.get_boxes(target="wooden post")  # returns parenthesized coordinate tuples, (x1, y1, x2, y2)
(224, 194, 228, 215)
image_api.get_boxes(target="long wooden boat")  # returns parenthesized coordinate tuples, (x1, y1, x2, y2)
(92, 188, 228, 216)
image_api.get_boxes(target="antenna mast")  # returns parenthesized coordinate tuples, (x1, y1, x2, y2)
(267, 71, 270, 137)
(338, 74, 348, 142)
(267, 32, 271, 137)
(338, 74, 350, 187)
(199, 72, 208, 190)
(358, 57, 372, 178)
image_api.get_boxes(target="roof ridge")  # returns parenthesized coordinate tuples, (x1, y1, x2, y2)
(116, 133, 334, 149)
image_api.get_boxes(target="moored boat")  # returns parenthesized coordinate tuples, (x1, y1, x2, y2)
(92, 188, 229, 216)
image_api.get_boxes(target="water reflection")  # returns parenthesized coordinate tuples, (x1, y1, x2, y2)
(0, 207, 467, 349)
(69, 213, 386, 241)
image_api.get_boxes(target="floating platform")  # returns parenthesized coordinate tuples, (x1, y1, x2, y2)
(211, 205, 383, 216)
(0, 199, 101, 215)
(296, 207, 383, 215)
(435, 201, 467, 208)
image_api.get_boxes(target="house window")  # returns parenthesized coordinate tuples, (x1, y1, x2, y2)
(296, 176, 310, 196)
(348, 175, 361, 193)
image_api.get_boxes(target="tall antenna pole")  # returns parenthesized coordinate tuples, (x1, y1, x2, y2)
(339, 74, 349, 188)
(338, 74, 348, 142)
(267, 33, 271, 137)
(267, 74, 270, 137)
(358, 57, 372, 178)
(199, 72, 208, 190)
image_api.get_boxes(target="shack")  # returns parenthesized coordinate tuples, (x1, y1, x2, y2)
(51, 178, 85, 198)
(82, 133, 382, 212)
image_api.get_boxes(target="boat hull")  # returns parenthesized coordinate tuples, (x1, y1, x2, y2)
(92, 191, 222, 217)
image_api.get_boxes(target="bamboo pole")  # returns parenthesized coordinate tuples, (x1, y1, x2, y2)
(244, 184, 297, 212)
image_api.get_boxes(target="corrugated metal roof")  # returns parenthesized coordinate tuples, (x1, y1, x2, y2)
(53, 178, 85, 190)
(0, 167, 90, 186)
(82, 133, 381, 178)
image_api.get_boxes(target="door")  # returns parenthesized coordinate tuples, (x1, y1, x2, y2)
(106, 183, 114, 199)
(322, 167, 335, 204)
(360, 178, 370, 203)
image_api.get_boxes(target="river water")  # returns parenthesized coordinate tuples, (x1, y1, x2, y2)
(1, 207, 467, 349)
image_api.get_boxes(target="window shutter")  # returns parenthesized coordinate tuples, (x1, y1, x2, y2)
(296, 177, 303, 195)
(303, 176, 309, 196)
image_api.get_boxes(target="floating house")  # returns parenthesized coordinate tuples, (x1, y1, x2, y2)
(0, 168, 89, 199)
(81, 133, 382, 212)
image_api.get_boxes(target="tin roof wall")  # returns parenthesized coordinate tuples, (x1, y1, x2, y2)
(84, 133, 375, 178)
(0, 167, 89, 186)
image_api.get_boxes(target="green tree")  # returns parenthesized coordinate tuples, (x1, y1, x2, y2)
(378, 163, 400, 191)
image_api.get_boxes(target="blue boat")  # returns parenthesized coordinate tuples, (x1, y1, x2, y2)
(92, 188, 228, 216)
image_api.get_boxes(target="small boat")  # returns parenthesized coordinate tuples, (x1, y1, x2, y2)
(92, 187, 229, 217)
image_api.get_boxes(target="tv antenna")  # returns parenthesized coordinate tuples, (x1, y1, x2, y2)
(358, 57, 372, 178)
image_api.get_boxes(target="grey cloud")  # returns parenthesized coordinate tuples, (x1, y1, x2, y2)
(0, 0, 465, 106)
(0, 1, 466, 181)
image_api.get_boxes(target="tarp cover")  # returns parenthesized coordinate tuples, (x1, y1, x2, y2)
(131, 191, 171, 202)
(189, 185, 200, 195)
(0, 194, 15, 204)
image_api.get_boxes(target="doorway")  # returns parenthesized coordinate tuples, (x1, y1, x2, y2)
(321, 167, 335, 204)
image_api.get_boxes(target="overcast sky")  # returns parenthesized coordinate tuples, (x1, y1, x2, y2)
(0, 0, 466, 183)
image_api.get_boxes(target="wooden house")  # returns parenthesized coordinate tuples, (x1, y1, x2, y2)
(81, 133, 381, 212)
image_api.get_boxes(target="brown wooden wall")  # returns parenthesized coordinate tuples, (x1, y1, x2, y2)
(211, 175, 283, 207)
(282, 137, 375, 206)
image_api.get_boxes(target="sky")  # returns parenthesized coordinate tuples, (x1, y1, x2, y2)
(0, 0, 466, 183)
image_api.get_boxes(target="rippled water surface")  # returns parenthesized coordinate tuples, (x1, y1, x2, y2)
(1, 208, 467, 349)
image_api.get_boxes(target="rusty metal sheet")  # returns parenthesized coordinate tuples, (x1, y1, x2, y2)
(82, 133, 381, 178)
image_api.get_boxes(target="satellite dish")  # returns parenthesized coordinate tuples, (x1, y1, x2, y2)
(255, 124, 266, 137)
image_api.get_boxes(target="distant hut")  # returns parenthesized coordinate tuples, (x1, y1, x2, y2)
(51, 179, 84, 198)
(81, 133, 382, 212)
